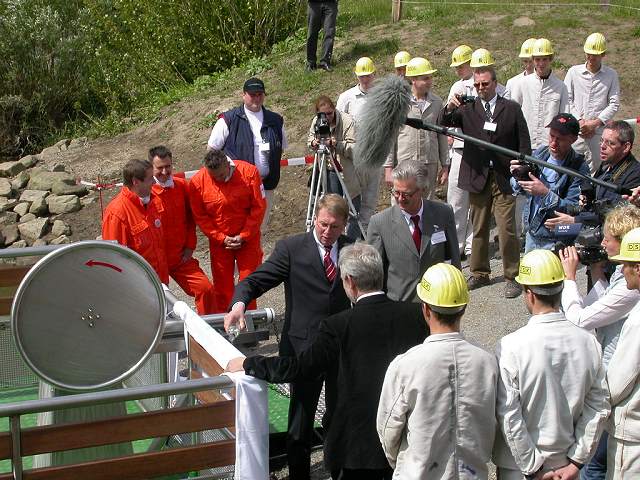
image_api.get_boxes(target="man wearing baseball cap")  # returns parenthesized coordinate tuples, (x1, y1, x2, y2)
(207, 77, 287, 233)
(509, 113, 589, 252)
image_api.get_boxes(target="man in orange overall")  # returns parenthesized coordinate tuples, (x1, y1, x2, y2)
(189, 149, 266, 311)
(102, 159, 169, 284)
(150, 146, 217, 315)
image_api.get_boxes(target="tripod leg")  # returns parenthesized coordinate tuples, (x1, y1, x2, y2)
(326, 151, 366, 238)
(306, 151, 327, 231)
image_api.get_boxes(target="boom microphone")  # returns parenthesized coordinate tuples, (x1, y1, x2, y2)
(354, 75, 411, 169)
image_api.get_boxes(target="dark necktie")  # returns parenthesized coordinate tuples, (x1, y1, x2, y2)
(411, 215, 421, 251)
(484, 101, 493, 122)
(324, 246, 336, 283)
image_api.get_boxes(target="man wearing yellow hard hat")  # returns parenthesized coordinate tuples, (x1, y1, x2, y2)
(393, 50, 411, 78)
(510, 38, 569, 150)
(377, 263, 498, 479)
(607, 227, 640, 479)
(494, 249, 609, 480)
(383, 57, 449, 200)
(564, 33, 621, 173)
(504, 38, 536, 99)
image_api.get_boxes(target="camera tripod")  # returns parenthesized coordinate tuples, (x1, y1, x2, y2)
(304, 142, 365, 238)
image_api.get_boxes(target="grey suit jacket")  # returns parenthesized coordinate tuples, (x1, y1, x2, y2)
(367, 200, 460, 302)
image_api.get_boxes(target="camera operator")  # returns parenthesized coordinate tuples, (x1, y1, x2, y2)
(307, 95, 361, 238)
(509, 113, 590, 252)
(559, 203, 640, 479)
(544, 120, 640, 230)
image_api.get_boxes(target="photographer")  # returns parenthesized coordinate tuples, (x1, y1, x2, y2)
(545, 120, 640, 230)
(559, 203, 640, 479)
(307, 95, 361, 238)
(509, 113, 589, 252)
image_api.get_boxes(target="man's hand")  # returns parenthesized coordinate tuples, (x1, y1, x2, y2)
(518, 172, 549, 196)
(447, 136, 454, 147)
(559, 246, 580, 281)
(384, 166, 394, 186)
(579, 119, 601, 139)
(223, 235, 243, 250)
(438, 166, 449, 185)
(224, 303, 246, 332)
(544, 211, 575, 229)
(542, 463, 579, 480)
(623, 186, 640, 207)
(180, 248, 194, 264)
(446, 94, 462, 112)
(310, 139, 319, 151)
(225, 356, 247, 373)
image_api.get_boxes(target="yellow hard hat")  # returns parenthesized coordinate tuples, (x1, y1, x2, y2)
(450, 45, 473, 67)
(532, 38, 554, 57)
(519, 38, 536, 58)
(611, 227, 640, 262)
(469, 48, 495, 68)
(584, 32, 607, 55)
(354, 57, 376, 76)
(394, 51, 411, 68)
(515, 250, 565, 290)
(405, 57, 437, 77)
(416, 263, 469, 313)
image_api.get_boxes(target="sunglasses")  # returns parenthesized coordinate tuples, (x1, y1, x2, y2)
(473, 81, 493, 88)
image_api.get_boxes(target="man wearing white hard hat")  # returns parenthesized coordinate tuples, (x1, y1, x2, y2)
(377, 262, 498, 479)
(606, 227, 640, 479)
(494, 249, 609, 480)
(384, 57, 449, 200)
(564, 33, 620, 173)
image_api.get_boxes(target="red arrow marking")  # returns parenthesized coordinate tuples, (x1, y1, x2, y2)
(85, 260, 122, 272)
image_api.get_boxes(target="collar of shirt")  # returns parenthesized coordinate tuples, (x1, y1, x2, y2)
(423, 332, 464, 344)
(411, 94, 429, 113)
(154, 176, 174, 188)
(140, 195, 151, 206)
(356, 85, 367, 97)
(355, 291, 385, 302)
(482, 95, 498, 115)
(243, 105, 264, 121)
(580, 63, 602, 76)
(312, 228, 338, 265)
(527, 311, 566, 325)
(400, 201, 424, 230)
(223, 158, 236, 183)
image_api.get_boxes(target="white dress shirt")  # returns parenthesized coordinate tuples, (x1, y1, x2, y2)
(564, 63, 620, 126)
(313, 228, 337, 266)
(336, 85, 368, 124)
(399, 201, 423, 236)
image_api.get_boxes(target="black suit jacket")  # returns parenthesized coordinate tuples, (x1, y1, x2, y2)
(243, 294, 428, 471)
(230, 231, 353, 356)
(440, 96, 531, 194)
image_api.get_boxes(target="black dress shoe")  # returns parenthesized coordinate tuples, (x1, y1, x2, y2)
(319, 62, 332, 72)
(305, 63, 317, 72)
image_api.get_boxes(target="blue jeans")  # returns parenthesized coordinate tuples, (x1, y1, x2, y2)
(524, 232, 556, 253)
(581, 431, 607, 480)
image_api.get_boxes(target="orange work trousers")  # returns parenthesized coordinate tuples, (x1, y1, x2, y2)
(170, 258, 217, 315)
(210, 238, 262, 313)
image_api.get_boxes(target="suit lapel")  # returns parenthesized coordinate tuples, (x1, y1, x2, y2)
(306, 232, 327, 282)
(392, 207, 420, 257)
(420, 208, 433, 257)
(492, 96, 505, 121)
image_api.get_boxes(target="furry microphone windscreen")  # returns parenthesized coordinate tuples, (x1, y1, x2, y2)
(354, 75, 411, 170)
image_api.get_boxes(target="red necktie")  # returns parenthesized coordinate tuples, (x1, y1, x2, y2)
(411, 215, 422, 251)
(324, 246, 336, 282)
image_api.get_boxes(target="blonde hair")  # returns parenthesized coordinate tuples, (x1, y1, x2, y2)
(316, 193, 349, 222)
(605, 204, 640, 240)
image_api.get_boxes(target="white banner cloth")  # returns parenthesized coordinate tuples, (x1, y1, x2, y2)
(173, 301, 269, 480)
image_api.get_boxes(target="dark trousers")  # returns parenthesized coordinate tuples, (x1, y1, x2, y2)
(286, 379, 324, 480)
(306, 1, 337, 67)
(581, 431, 608, 480)
(331, 467, 393, 480)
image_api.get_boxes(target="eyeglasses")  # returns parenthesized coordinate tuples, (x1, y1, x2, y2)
(600, 138, 626, 148)
(473, 81, 493, 88)
(391, 189, 419, 199)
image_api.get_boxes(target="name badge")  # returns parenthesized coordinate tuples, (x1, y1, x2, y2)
(483, 121, 497, 132)
(259, 142, 270, 152)
(431, 230, 446, 245)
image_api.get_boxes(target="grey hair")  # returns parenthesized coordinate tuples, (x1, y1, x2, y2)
(605, 120, 635, 147)
(392, 160, 429, 190)
(338, 242, 384, 292)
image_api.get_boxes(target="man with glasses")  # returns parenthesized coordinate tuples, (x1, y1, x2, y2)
(367, 161, 460, 303)
(207, 77, 287, 233)
(441, 65, 531, 298)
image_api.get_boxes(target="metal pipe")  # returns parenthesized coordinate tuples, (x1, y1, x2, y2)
(0, 240, 119, 260)
(406, 118, 631, 195)
(0, 377, 234, 417)
(10, 415, 23, 480)
(162, 308, 275, 335)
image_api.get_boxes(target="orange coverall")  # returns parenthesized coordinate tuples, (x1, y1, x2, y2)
(152, 177, 217, 315)
(189, 161, 266, 311)
(102, 186, 169, 284)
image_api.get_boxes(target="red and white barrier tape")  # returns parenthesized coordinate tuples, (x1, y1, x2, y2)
(624, 117, 640, 126)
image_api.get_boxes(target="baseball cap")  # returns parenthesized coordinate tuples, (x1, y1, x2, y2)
(243, 77, 265, 93)
(546, 113, 580, 136)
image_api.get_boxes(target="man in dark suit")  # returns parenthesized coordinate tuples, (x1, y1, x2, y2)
(441, 65, 531, 298)
(224, 193, 352, 480)
(226, 242, 428, 480)
(367, 161, 460, 303)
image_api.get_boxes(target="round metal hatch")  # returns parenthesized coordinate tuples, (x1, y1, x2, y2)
(11, 240, 166, 391)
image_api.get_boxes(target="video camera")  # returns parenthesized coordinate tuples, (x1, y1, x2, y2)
(314, 111, 331, 141)
(512, 160, 541, 182)
(459, 94, 476, 105)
